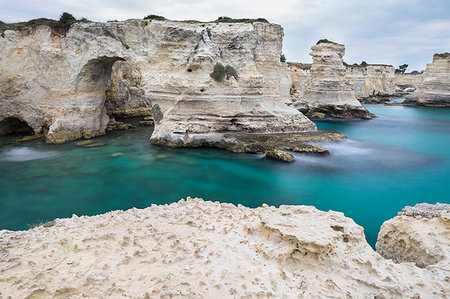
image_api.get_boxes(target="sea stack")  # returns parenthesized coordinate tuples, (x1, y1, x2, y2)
(294, 40, 373, 119)
(405, 53, 450, 106)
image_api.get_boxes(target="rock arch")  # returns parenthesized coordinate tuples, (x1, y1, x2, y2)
(76, 56, 150, 118)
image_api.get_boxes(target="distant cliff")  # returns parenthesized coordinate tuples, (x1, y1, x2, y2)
(292, 41, 372, 119)
(345, 64, 396, 99)
(406, 53, 450, 106)
(0, 19, 315, 144)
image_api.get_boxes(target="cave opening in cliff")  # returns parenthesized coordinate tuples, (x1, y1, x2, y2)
(77, 56, 150, 123)
(0, 117, 34, 136)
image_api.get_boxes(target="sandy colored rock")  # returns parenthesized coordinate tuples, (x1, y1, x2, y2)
(265, 149, 294, 162)
(394, 73, 423, 95)
(0, 19, 315, 145)
(293, 41, 373, 119)
(287, 62, 311, 100)
(0, 198, 448, 298)
(406, 53, 450, 106)
(376, 203, 450, 269)
(345, 64, 396, 99)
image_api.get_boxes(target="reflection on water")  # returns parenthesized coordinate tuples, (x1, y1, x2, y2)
(0, 147, 60, 162)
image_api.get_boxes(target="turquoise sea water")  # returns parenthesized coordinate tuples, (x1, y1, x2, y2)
(1, 104, 449, 247)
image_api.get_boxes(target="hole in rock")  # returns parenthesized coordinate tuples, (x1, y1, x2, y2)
(331, 225, 344, 233)
(200, 88, 205, 92)
(0, 117, 34, 136)
(76, 56, 149, 125)
(187, 69, 193, 72)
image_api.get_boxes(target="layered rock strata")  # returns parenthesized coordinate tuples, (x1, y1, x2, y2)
(376, 202, 450, 269)
(293, 41, 373, 119)
(0, 198, 448, 297)
(406, 53, 450, 106)
(345, 64, 396, 99)
(394, 73, 423, 95)
(0, 19, 317, 146)
(287, 62, 311, 100)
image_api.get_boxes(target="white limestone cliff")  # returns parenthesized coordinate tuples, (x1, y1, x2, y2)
(376, 203, 450, 269)
(345, 64, 396, 99)
(0, 198, 448, 297)
(293, 41, 373, 119)
(406, 53, 450, 106)
(0, 19, 315, 144)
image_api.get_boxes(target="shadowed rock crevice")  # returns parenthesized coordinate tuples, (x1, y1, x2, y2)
(0, 117, 34, 136)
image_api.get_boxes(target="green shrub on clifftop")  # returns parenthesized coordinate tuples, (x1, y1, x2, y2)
(144, 14, 166, 21)
(0, 13, 89, 35)
(316, 39, 336, 45)
(59, 12, 76, 29)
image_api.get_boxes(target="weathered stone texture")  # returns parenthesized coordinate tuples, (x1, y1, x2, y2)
(1, 198, 448, 297)
(292, 42, 372, 119)
(0, 19, 315, 144)
(406, 53, 450, 105)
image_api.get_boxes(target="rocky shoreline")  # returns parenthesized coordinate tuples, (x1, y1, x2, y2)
(151, 130, 346, 162)
(0, 198, 448, 297)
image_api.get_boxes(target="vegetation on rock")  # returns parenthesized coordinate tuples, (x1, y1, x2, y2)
(213, 16, 269, 23)
(143, 14, 166, 21)
(0, 12, 90, 35)
(210, 63, 238, 82)
(395, 64, 408, 73)
(316, 38, 337, 45)
(27, 220, 55, 229)
(280, 53, 286, 62)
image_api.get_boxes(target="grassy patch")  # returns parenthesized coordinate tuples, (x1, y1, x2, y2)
(27, 220, 55, 230)
(143, 15, 269, 24)
(0, 13, 90, 35)
(213, 16, 269, 24)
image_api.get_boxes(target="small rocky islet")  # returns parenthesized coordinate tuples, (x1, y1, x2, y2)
(0, 14, 449, 297)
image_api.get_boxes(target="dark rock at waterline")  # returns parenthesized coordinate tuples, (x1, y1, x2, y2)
(303, 105, 374, 120)
(75, 140, 106, 148)
(106, 120, 134, 131)
(139, 120, 154, 126)
(265, 149, 294, 162)
(151, 130, 344, 162)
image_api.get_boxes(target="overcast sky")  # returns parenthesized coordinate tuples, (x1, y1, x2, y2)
(1, 0, 449, 71)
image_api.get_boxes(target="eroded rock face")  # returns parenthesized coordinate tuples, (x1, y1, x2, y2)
(0, 19, 315, 144)
(0, 198, 448, 297)
(376, 203, 450, 269)
(394, 73, 422, 95)
(293, 42, 373, 119)
(287, 62, 311, 100)
(149, 22, 315, 147)
(345, 64, 396, 99)
(406, 53, 450, 106)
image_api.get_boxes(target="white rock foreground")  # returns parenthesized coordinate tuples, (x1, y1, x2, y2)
(1, 198, 448, 298)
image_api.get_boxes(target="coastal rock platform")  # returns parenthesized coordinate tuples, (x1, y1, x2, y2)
(1, 198, 448, 298)
(151, 130, 345, 162)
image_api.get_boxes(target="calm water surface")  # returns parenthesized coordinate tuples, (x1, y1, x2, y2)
(1, 104, 449, 246)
